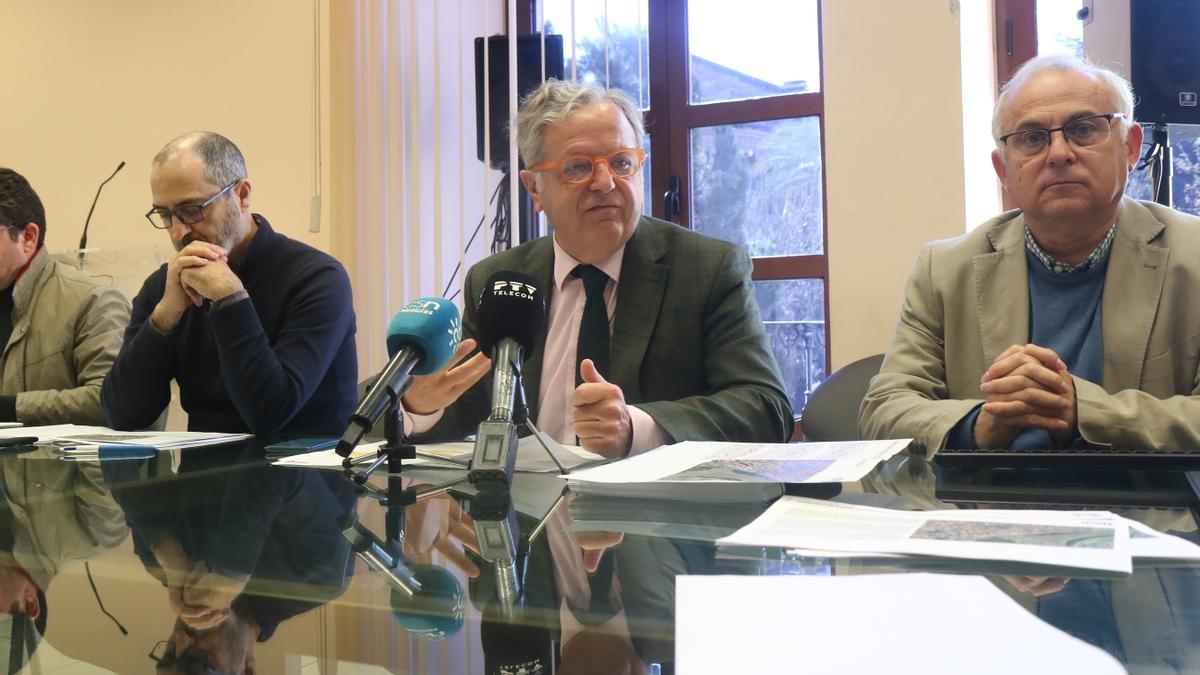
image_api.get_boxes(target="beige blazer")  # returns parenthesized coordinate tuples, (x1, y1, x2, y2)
(4, 249, 130, 424)
(860, 198, 1200, 453)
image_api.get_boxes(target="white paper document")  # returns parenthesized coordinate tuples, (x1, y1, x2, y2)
(0, 424, 250, 449)
(676, 574, 1127, 675)
(718, 496, 1131, 574)
(566, 439, 910, 486)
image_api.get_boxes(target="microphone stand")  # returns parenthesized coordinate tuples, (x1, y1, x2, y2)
(513, 369, 568, 476)
(342, 509, 424, 598)
(344, 474, 474, 598)
(467, 485, 529, 620)
(1149, 122, 1173, 208)
(468, 357, 568, 485)
(344, 398, 417, 484)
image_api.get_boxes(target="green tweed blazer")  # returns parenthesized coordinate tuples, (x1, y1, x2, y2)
(427, 216, 793, 445)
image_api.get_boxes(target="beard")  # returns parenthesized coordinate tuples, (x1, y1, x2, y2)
(173, 203, 244, 254)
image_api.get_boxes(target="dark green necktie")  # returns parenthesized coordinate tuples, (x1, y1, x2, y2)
(572, 264, 610, 386)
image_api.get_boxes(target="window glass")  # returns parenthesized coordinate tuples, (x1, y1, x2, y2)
(688, 0, 820, 103)
(691, 117, 824, 256)
(754, 278, 826, 412)
(544, 0, 650, 108)
(1126, 124, 1200, 216)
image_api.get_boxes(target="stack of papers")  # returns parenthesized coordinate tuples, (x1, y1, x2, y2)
(567, 493, 770, 541)
(0, 424, 250, 450)
(717, 496, 1200, 575)
(564, 439, 911, 502)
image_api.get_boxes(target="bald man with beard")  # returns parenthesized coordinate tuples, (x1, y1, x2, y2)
(103, 132, 357, 436)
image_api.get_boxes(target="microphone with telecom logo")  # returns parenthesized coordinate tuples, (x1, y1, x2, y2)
(469, 272, 546, 484)
(336, 298, 461, 458)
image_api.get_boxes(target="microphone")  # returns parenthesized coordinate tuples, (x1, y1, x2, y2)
(468, 490, 553, 675)
(77, 161, 125, 270)
(470, 487, 524, 619)
(469, 272, 546, 484)
(336, 297, 461, 457)
(340, 512, 465, 638)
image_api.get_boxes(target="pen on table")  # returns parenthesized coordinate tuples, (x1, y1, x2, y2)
(60, 444, 157, 460)
(0, 436, 38, 449)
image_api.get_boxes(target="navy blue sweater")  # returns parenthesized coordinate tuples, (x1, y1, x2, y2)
(948, 248, 1108, 449)
(102, 216, 357, 435)
(112, 455, 356, 642)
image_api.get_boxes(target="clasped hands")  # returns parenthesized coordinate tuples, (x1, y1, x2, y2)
(403, 339, 633, 458)
(153, 538, 246, 631)
(974, 343, 1078, 448)
(151, 242, 245, 333)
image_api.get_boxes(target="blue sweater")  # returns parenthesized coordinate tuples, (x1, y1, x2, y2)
(103, 216, 358, 435)
(948, 248, 1107, 449)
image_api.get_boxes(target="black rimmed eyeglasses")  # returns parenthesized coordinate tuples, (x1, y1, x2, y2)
(148, 640, 235, 674)
(997, 113, 1125, 158)
(145, 180, 239, 229)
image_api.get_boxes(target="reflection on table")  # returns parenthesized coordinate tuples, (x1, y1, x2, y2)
(0, 438, 1192, 674)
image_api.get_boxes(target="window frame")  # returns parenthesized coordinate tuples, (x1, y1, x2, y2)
(528, 0, 830, 433)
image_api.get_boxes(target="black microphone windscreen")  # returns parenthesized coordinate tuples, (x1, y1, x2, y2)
(476, 271, 546, 356)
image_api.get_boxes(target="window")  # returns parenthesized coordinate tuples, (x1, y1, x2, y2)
(539, 0, 827, 421)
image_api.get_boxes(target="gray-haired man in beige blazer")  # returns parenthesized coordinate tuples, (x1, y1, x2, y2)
(861, 54, 1200, 454)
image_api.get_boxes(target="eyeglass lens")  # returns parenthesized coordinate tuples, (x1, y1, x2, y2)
(561, 150, 641, 182)
(1010, 116, 1113, 155)
(154, 205, 205, 228)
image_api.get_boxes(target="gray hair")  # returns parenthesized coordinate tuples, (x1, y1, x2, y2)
(514, 79, 645, 168)
(992, 54, 1136, 156)
(153, 131, 247, 187)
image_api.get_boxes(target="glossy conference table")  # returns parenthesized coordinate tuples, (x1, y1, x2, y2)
(2, 438, 1197, 674)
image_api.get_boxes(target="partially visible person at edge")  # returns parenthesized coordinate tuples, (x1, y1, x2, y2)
(0, 168, 130, 425)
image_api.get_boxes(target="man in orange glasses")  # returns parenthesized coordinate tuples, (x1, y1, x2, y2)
(403, 79, 792, 457)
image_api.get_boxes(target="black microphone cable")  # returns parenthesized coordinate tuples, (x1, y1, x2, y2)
(77, 161, 126, 270)
(441, 178, 507, 302)
(489, 172, 512, 255)
(84, 561, 128, 636)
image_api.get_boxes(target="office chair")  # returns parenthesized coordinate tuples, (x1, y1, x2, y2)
(798, 353, 885, 442)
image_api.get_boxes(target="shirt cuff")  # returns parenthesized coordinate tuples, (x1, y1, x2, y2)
(210, 289, 250, 313)
(627, 405, 669, 456)
(403, 407, 445, 437)
(945, 405, 983, 450)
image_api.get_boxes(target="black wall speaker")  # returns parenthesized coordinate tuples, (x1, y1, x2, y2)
(1131, 0, 1200, 125)
(474, 34, 565, 171)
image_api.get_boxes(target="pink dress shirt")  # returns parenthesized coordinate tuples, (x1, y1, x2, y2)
(407, 235, 668, 455)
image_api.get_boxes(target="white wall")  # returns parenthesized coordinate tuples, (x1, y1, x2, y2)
(961, 0, 1003, 231)
(3, 0, 331, 260)
(823, 0, 978, 368)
